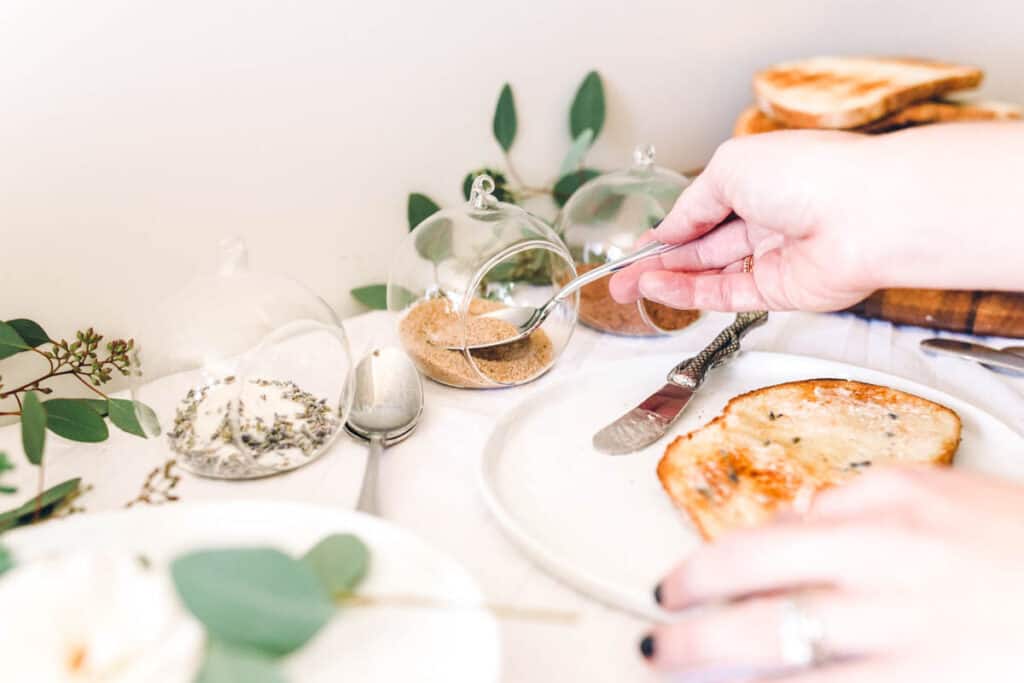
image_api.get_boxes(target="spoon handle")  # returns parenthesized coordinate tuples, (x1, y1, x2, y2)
(557, 241, 679, 300)
(356, 435, 384, 515)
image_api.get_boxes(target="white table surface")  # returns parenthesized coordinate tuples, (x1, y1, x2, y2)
(3, 310, 1024, 682)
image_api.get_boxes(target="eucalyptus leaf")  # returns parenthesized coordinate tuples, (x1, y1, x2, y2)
(171, 548, 334, 656)
(492, 83, 517, 153)
(414, 218, 453, 264)
(0, 453, 12, 474)
(558, 128, 594, 177)
(0, 486, 15, 495)
(82, 399, 110, 417)
(108, 398, 159, 438)
(43, 399, 109, 442)
(20, 392, 46, 466)
(0, 321, 29, 360)
(195, 640, 285, 683)
(570, 71, 605, 141)
(407, 193, 441, 232)
(5, 319, 50, 349)
(351, 284, 388, 311)
(302, 533, 370, 596)
(0, 545, 12, 575)
(0, 477, 80, 532)
(553, 169, 602, 207)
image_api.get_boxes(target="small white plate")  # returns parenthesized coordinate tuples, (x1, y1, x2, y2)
(4, 501, 501, 683)
(479, 351, 1024, 620)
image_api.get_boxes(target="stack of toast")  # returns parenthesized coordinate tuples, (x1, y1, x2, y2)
(734, 56, 1021, 137)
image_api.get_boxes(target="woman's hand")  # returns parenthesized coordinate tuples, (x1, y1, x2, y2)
(642, 466, 1024, 681)
(610, 122, 1024, 312)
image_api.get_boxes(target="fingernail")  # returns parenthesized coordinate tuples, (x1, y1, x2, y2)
(639, 634, 656, 659)
(653, 583, 664, 605)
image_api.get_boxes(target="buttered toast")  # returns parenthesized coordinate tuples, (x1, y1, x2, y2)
(754, 56, 983, 129)
(657, 379, 961, 540)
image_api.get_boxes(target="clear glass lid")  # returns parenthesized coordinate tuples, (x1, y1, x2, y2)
(132, 237, 353, 479)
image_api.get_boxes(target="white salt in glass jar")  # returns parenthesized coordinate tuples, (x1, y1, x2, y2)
(388, 175, 578, 389)
(131, 237, 353, 479)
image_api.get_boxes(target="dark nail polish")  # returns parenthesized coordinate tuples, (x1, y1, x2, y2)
(640, 634, 655, 659)
(653, 583, 664, 605)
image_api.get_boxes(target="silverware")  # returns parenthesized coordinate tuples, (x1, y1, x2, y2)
(920, 338, 1024, 373)
(592, 311, 768, 455)
(345, 348, 424, 515)
(432, 240, 681, 351)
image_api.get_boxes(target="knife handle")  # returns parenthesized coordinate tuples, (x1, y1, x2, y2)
(668, 311, 767, 389)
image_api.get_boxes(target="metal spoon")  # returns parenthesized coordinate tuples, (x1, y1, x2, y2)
(433, 240, 681, 351)
(345, 348, 424, 515)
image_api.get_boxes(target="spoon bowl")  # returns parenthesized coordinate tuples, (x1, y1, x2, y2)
(345, 348, 424, 515)
(431, 240, 681, 351)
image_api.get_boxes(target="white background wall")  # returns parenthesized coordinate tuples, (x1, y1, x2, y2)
(2, 0, 1022, 342)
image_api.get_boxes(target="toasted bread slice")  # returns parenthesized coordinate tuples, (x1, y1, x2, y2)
(859, 98, 1022, 133)
(754, 57, 983, 129)
(657, 379, 961, 540)
(733, 98, 1019, 137)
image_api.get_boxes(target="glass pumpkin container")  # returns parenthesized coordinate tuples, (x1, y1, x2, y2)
(131, 237, 353, 479)
(557, 144, 700, 336)
(388, 175, 577, 389)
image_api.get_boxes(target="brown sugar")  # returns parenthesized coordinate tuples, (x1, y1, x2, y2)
(576, 263, 699, 335)
(400, 297, 554, 388)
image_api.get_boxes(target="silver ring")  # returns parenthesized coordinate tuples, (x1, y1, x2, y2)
(779, 598, 826, 668)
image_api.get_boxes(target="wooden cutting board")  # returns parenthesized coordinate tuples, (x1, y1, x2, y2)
(846, 289, 1024, 338)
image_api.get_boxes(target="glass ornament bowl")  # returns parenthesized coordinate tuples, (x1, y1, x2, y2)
(388, 175, 578, 389)
(131, 238, 353, 479)
(557, 144, 700, 336)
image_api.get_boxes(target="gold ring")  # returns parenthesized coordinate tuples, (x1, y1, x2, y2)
(742, 255, 754, 273)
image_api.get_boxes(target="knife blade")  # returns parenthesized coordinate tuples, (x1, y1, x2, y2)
(920, 338, 1024, 372)
(592, 311, 767, 455)
(591, 380, 696, 455)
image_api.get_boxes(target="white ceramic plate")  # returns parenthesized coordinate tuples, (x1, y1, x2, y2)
(479, 351, 1024, 620)
(4, 501, 500, 683)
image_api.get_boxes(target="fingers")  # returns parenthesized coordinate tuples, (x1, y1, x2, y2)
(609, 218, 751, 303)
(637, 270, 769, 312)
(653, 166, 735, 244)
(644, 592, 903, 673)
(656, 522, 915, 610)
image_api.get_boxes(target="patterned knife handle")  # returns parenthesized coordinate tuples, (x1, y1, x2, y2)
(667, 311, 768, 389)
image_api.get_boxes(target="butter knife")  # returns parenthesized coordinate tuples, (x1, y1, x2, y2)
(592, 311, 768, 455)
(919, 338, 1024, 372)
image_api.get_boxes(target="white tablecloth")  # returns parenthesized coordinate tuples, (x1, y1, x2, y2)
(2, 310, 1023, 682)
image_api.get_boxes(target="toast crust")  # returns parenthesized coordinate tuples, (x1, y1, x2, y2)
(754, 57, 983, 129)
(657, 379, 962, 540)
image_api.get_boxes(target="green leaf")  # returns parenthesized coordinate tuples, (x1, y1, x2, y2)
(0, 477, 80, 532)
(492, 83, 517, 153)
(302, 533, 370, 596)
(553, 168, 602, 207)
(559, 128, 594, 176)
(0, 545, 12, 575)
(414, 217, 453, 264)
(5, 319, 50, 348)
(82, 399, 110, 417)
(171, 548, 334, 656)
(351, 284, 388, 311)
(20, 392, 46, 466)
(108, 398, 159, 438)
(407, 193, 441, 232)
(570, 71, 606, 141)
(0, 321, 29, 360)
(0, 452, 13, 473)
(43, 399, 109, 443)
(195, 640, 285, 683)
